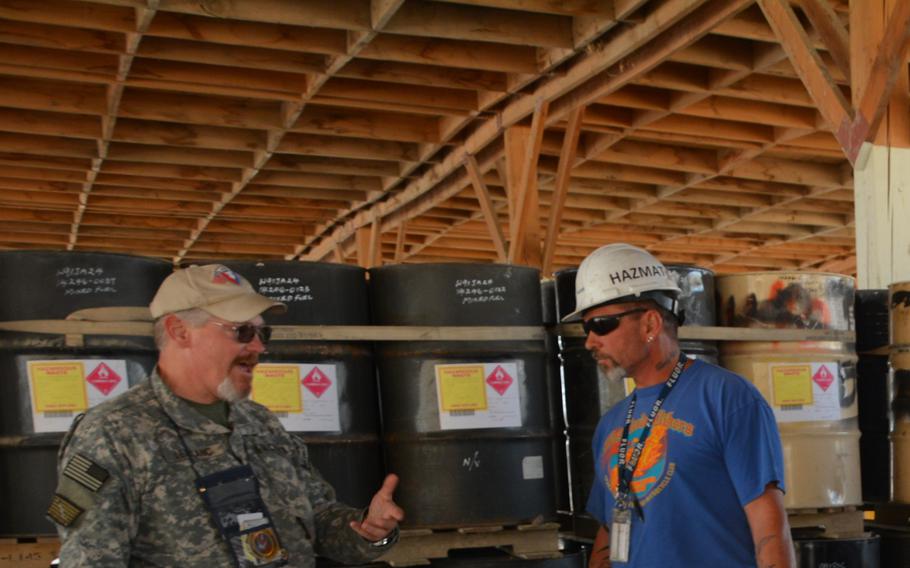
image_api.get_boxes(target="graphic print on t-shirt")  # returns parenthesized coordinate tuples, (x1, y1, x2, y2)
(601, 410, 695, 505)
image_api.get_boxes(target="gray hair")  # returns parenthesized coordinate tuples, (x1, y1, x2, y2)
(153, 308, 212, 349)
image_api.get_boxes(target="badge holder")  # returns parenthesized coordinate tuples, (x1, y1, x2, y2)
(610, 507, 631, 563)
(196, 464, 289, 568)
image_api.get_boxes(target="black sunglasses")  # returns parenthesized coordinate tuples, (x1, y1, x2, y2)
(210, 321, 272, 344)
(582, 308, 648, 336)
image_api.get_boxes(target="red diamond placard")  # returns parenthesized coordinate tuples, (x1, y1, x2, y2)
(812, 364, 835, 391)
(486, 365, 513, 396)
(85, 362, 122, 396)
(302, 367, 332, 398)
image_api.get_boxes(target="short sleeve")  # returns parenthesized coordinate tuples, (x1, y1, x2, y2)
(722, 397, 786, 507)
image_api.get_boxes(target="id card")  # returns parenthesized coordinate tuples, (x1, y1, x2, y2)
(195, 465, 288, 567)
(610, 508, 631, 563)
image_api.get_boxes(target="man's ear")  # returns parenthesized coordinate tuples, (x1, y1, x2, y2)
(643, 308, 663, 338)
(163, 314, 192, 346)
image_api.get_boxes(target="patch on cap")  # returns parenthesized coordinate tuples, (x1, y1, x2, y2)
(212, 266, 242, 286)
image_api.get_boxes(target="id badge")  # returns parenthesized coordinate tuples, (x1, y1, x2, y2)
(196, 465, 288, 568)
(610, 507, 631, 563)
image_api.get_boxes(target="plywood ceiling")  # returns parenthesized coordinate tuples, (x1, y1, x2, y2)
(0, 0, 866, 275)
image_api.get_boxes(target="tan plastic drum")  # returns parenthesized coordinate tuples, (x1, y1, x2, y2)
(717, 272, 853, 330)
(891, 347, 910, 502)
(891, 281, 910, 346)
(717, 272, 860, 510)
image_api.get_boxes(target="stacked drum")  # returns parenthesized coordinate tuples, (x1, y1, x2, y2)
(718, 272, 860, 510)
(717, 272, 881, 567)
(891, 281, 910, 504)
(855, 290, 891, 504)
(211, 260, 384, 508)
(0, 251, 171, 536)
(369, 263, 560, 528)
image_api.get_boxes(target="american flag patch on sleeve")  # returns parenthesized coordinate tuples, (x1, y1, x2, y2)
(47, 493, 84, 527)
(63, 453, 109, 492)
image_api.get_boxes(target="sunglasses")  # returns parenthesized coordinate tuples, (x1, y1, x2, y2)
(209, 321, 272, 344)
(582, 308, 648, 336)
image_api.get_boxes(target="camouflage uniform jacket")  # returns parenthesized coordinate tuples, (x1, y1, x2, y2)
(52, 370, 389, 567)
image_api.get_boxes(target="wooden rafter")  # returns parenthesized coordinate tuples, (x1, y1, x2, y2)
(507, 99, 548, 265)
(464, 155, 507, 262)
(757, 0, 852, 143)
(795, 0, 850, 80)
(542, 105, 584, 275)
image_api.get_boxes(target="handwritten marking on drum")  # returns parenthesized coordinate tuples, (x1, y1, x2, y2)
(462, 450, 481, 471)
(55, 266, 118, 296)
(453, 278, 508, 305)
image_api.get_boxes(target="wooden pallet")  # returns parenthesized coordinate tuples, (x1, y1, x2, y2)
(787, 507, 866, 538)
(378, 522, 561, 567)
(0, 536, 59, 568)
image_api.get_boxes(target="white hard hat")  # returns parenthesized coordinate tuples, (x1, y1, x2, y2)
(562, 243, 681, 322)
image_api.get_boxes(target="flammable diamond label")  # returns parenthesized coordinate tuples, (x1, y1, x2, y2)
(302, 366, 332, 398)
(486, 365, 513, 396)
(85, 362, 122, 396)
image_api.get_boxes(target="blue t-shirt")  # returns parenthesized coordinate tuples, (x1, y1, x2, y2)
(587, 359, 785, 567)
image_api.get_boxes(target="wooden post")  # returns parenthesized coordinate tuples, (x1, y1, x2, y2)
(369, 218, 382, 267)
(852, 0, 910, 286)
(356, 226, 371, 269)
(504, 99, 547, 267)
(394, 221, 407, 262)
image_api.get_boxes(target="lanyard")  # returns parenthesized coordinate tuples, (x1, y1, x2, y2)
(616, 352, 687, 518)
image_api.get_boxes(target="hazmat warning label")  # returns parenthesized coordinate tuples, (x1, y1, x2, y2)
(435, 361, 522, 430)
(27, 359, 129, 433)
(251, 363, 340, 432)
(769, 361, 845, 423)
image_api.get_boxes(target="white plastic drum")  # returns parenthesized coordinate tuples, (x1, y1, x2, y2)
(718, 272, 861, 510)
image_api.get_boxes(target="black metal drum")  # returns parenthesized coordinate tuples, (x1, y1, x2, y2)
(370, 263, 559, 528)
(0, 251, 171, 536)
(211, 260, 383, 508)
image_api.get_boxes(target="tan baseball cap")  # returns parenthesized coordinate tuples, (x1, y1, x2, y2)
(149, 264, 287, 321)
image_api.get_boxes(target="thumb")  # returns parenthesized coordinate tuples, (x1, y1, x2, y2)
(378, 473, 399, 499)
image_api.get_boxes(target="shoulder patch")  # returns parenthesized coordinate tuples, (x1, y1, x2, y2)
(47, 493, 84, 527)
(63, 453, 109, 492)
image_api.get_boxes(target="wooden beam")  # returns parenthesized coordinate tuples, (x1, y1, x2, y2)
(757, 0, 852, 140)
(394, 220, 407, 262)
(383, 2, 574, 48)
(368, 218, 382, 267)
(795, 0, 851, 80)
(542, 106, 584, 276)
(464, 155, 507, 261)
(355, 226, 371, 269)
(156, 0, 370, 30)
(507, 99, 548, 266)
(852, 0, 910, 152)
(300, 0, 749, 261)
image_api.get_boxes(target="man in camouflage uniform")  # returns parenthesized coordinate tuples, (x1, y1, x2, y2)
(48, 264, 403, 567)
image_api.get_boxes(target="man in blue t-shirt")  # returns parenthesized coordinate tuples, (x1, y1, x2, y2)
(563, 244, 794, 568)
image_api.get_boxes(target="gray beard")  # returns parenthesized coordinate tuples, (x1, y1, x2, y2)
(603, 365, 628, 383)
(216, 376, 243, 403)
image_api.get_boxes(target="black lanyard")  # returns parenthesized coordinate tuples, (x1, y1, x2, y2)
(616, 352, 687, 518)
